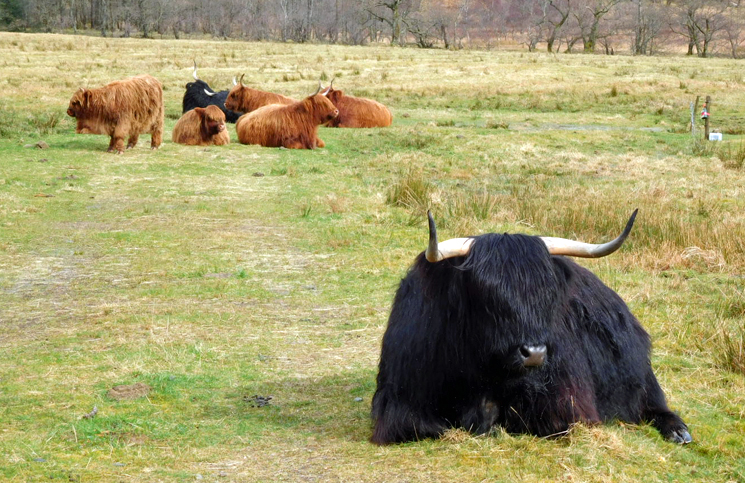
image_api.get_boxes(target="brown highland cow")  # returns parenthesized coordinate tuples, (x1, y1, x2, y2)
(224, 74, 296, 114)
(235, 85, 338, 149)
(324, 80, 392, 128)
(172, 106, 230, 146)
(66, 74, 164, 154)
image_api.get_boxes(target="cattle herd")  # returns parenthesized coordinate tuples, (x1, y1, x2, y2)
(64, 65, 691, 447)
(65, 63, 392, 152)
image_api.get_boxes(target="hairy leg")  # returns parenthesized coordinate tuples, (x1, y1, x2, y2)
(642, 371, 691, 444)
(127, 134, 139, 149)
(371, 391, 447, 445)
(109, 135, 125, 154)
(150, 127, 162, 150)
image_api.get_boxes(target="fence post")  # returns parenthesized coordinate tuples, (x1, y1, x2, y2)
(704, 96, 711, 141)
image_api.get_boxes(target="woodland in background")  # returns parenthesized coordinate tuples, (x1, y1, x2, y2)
(2, 0, 744, 57)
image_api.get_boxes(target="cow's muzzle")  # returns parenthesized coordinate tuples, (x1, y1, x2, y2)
(519, 345, 547, 367)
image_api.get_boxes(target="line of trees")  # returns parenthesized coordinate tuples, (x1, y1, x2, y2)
(2, 0, 744, 57)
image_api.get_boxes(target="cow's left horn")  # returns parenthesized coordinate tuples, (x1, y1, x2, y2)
(192, 60, 199, 81)
(204, 89, 215, 97)
(540, 209, 638, 258)
(312, 81, 322, 96)
(425, 210, 474, 263)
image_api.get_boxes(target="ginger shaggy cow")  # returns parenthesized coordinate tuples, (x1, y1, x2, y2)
(235, 85, 338, 149)
(324, 80, 392, 128)
(224, 74, 296, 114)
(66, 74, 164, 154)
(172, 106, 230, 146)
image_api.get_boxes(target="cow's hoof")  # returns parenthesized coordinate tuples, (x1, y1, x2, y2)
(668, 429, 692, 444)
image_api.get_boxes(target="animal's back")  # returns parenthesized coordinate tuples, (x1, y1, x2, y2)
(335, 96, 392, 128)
(236, 104, 288, 146)
(104, 75, 163, 130)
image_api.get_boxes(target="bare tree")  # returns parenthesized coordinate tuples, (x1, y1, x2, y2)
(671, 0, 729, 57)
(367, 0, 419, 45)
(722, 4, 745, 58)
(631, 0, 668, 55)
(545, 0, 572, 52)
(571, 0, 622, 52)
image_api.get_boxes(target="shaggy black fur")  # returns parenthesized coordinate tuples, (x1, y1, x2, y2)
(371, 233, 691, 445)
(182, 80, 240, 123)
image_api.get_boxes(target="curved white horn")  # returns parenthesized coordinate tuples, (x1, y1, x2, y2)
(312, 81, 322, 96)
(192, 60, 199, 81)
(425, 210, 474, 263)
(204, 89, 216, 97)
(425, 209, 638, 263)
(233, 76, 237, 86)
(540, 209, 638, 258)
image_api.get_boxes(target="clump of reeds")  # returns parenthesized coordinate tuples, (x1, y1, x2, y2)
(386, 167, 434, 214)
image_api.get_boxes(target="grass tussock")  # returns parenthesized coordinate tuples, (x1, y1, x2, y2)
(716, 325, 745, 375)
(386, 167, 435, 213)
(715, 140, 745, 169)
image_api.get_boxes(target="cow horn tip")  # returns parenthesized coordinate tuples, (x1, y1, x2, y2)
(620, 208, 638, 239)
(425, 210, 440, 263)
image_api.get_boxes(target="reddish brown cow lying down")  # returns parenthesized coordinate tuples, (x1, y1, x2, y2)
(172, 106, 230, 146)
(235, 85, 338, 149)
(324, 80, 392, 128)
(224, 74, 296, 114)
(66, 74, 164, 154)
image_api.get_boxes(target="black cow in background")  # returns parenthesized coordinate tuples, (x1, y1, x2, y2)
(371, 210, 691, 445)
(182, 62, 241, 123)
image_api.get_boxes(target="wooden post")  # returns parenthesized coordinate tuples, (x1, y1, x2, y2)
(704, 96, 711, 141)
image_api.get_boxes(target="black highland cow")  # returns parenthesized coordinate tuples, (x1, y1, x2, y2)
(182, 62, 241, 123)
(371, 210, 691, 445)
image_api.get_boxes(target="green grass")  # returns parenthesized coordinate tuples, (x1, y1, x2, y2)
(0, 32, 744, 482)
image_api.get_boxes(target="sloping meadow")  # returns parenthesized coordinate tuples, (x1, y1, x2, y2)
(0, 32, 743, 482)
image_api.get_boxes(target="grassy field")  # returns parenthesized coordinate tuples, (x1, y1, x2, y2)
(1, 32, 744, 482)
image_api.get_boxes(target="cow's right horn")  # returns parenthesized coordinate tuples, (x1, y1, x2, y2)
(425, 210, 474, 263)
(233, 76, 238, 86)
(239, 74, 245, 87)
(192, 60, 199, 81)
(204, 89, 215, 97)
(312, 81, 322, 96)
(540, 209, 638, 258)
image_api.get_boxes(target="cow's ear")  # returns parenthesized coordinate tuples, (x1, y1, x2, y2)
(194, 107, 205, 117)
(82, 90, 91, 106)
